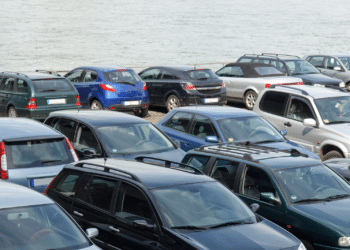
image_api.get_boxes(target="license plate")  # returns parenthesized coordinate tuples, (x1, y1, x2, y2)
(204, 98, 219, 103)
(123, 100, 140, 106)
(30, 177, 54, 187)
(47, 98, 66, 105)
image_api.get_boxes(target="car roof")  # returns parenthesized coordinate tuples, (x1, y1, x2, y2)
(77, 65, 131, 72)
(72, 158, 215, 189)
(0, 118, 64, 141)
(1, 72, 64, 80)
(48, 110, 149, 127)
(0, 181, 53, 209)
(239, 54, 300, 61)
(220, 63, 284, 77)
(306, 54, 350, 58)
(147, 66, 210, 72)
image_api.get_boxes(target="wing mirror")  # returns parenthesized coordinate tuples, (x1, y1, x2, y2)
(86, 228, 99, 239)
(279, 129, 287, 136)
(260, 192, 281, 206)
(334, 66, 342, 71)
(303, 118, 317, 127)
(133, 220, 157, 232)
(173, 140, 181, 148)
(205, 136, 219, 143)
(250, 203, 260, 213)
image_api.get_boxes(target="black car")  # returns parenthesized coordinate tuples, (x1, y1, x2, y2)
(324, 158, 350, 181)
(237, 53, 345, 89)
(138, 66, 226, 112)
(45, 157, 303, 250)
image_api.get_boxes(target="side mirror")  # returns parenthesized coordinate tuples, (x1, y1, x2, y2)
(303, 118, 317, 127)
(334, 66, 342, 71)
(250, 203, 260, 213)
(173, 140, 181, 148)
(133, 220, 156, 232)
(83, 148, 100, 158)
(86, 228, 99, 239)
(260, 192, 281, 206)
(205, 136, 219, 143)
(280, 129, 287, 136)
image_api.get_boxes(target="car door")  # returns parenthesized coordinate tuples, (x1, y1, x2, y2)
(158, 69, 180, 104)
(217, 65, 247, 99)
(322, 56, 343, 78)
(51, 117, 78, 143)
(77, 69, 99, 106)
(139, 68, 161, 105)
(65, 69, 85, 101)
(73, 122, 102, 159)
(0, 77, 16, 115)
(15, 78, 31, 111)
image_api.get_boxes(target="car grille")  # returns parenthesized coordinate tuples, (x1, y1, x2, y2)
(196, 87, 221, 95)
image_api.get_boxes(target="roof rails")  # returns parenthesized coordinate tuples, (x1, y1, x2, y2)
(323, 85, 348, 93)
(35, 70, 61, 76)
(268, 84, 309, 95)
(0, 72, 28, 78)
(261, 53, 300, 59)
(135, 156, 204, 175)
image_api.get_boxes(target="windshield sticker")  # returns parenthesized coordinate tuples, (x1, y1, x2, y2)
(228, 138, 234, 142)
(323, 119, 329, 124)
(291, 195, 297, 200)
(111, 149, 118, 153)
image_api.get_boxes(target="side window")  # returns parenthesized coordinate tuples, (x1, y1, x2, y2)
(165, 112, 193, 132)
(53, 172, 82, 197)
(74, 124, 101, 154)
(253, 59, 270, 64)
(237, 58, 253, 63)
(216, 66, 244, 77)
(83, 70, 98, 82)
(287, 98, 315, 122)
(326, 57, 342, 70)
(66, 70, 84, 83)
(240, 165, 279, 202)
(0, 77, 15, 92)
(187, 155, 210, 171)
(307, 56, 325, 68)
(160, 70, 178, 80)
(17, 79, 29, 93)
(191, 115, 217, 139)
(211, 159, 239, 190)
(115, 182, 155, 224)
(260, 91, 289, 116)
(54, 118, 77, 142)
(139, 69, 161, 80)
(270, 61, 287, 73)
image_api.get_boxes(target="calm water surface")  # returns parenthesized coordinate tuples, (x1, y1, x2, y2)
(1, 0, 350, 72)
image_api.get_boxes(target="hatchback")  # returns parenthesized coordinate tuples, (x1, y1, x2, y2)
(65, 66, 149, 117)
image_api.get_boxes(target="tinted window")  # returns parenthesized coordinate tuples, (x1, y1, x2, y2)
(139, 68, 161, 80)
(308, 56, 325, 68)
(187, 155, 210, 171)
(237, 58, 253, 63)
(83, 70, 98, 82)
(216, 66, 244, 77)
(287, 98, 315, 122)
(270, 61, 287, 73)
(54, 172, 82, 197)
(185, 69, 218, 80)
(32, 79, 75, 92)
(53, 118, 77, 142)
(17, 79, 29, 93)
(191, 115, 217, 139)
(104, 70, 142, 84)
(211, 159, 239, 190)
(254, 66, 283, 76)
(66, 70, 84, 83)
(74, 124, 100, 155)
(326, 57, 342, 70)
(160, 70, 178, 80)
(0, 77, 15, 92)
(165, 112, 193, 132)
(260, 91, 289, 116)
(253, 59, 270, 64)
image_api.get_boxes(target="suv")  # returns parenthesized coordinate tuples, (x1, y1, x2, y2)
(183, 144, 350, 250)
(253, 85, 350, 161)
(0, 71, 81, 120)
(45, 158, 304, 250)
(237, 54, 345, 89)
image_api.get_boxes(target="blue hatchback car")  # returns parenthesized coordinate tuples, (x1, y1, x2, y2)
(65, 65, 150, 117)
(155, 106, 320, 160)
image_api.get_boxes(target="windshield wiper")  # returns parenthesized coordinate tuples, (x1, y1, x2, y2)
(116, 81, 135, 86)
(293, 198, 329, 203)
(253, 139, 283, 144)
(197, 77, 208, 80)
(209, 220, 254, 229)
(40, 89, 57, 92)
(325, 194, 350, 200)
(41, 159, 62, 164)
(171, 225, 208, 230)
(327, 121, 350, 124)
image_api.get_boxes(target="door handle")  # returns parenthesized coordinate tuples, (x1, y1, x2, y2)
(109, 226, 120, 233)
(73, 211, 83, 217)
(284, 122, 292, 127)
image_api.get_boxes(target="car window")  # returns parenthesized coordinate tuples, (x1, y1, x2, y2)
(16, 79, 29, 93)
(74, 124, 101, 155)
(237, 58, 253, 63)
(185, 69, 218, 80)
(285, 60, 320, 75)
(0, 77, 15, 92)
(216, 66, 244, 77)
(53, 118, 77, 142)
(104, 70, 142, 84)
(53, 172, 82, 197)
(115, 182, 155, 224)
(307, 56, 325, 68)
(83, 70, 98, 82)
(260, 91, 289, 116)
(253, 59, 270, 64)
(160, 70, 178, 80)
(287, 98, 315, 122)
(190, 115, 217, 139)
(254, 66, 283, 76)
(315, 96, 350, 124)
(66, 70, 84, 83)
(139, 68, 161, 80)
(326, 57, 342, 70)
(211, 159, 239, 190)
(32, 79, 75, 92)
(270, 61, 287, 73)
(339, 57, 350, 70)
(165, 112, 193, 132)
(187, 155, 210, 171)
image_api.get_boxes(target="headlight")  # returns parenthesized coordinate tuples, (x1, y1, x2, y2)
(339, 237, 350, 246)
(340, 81, 346, 88)
(298, 243, 307, 250)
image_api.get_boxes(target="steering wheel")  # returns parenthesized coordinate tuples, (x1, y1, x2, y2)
(29, 229, 55, 242)
(135, 140, 148, 147)
(248, 126, 271, 139)
(312, 185, 329, 197)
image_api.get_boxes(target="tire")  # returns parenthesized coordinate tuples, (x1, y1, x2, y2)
(8, 106, 18, 117)
(90, 100, 103, 110)
(134, 108, 149, 118)
(244, 91, 258, 110)
(301, 240, 314, 250)
(346, 82, 350, 92)
(166, 95, 181, 112)
(322, 150, 343, 161)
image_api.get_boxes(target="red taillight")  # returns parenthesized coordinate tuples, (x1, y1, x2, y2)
(108, 106, 115, 110)
(26, 98, 37, 109)
(221, 82, 225, 88)
(116, 69, 127, 71)
(196, 68, 205, 71)
(99, 84, 116, 92)
(266, 81, 303, 88)
(75, 95, 81, 106)
(295, 81, 304, 85)
(0, 142, 8, 179)
(265, 84, 272, 88)
(65, 137, 79, 162)
(142, 82, 147, 91)
(44, 176, 56, 194)
(181, 82, 196, 90)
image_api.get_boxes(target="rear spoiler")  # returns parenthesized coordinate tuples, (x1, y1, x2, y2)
(3, 134, 65, 143)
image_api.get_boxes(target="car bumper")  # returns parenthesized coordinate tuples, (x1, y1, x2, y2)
(17, 105, 82, 120)
(314, 243, 350, 249)
(107, 101, 149, 111)
(181, 93, 227, 106)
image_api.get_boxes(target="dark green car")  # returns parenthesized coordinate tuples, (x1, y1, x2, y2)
(182, 144, 350, 250)
(0, 71, 81, 120)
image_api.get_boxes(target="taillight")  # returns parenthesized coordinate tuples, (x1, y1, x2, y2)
(99, 84, 116, 92)
(65, 137, 79, 162)
(181, 82, 196, 90)
(196, 68, 205, 71)
(26, 98, 37, 109)
(142, 82, 147, 91)
(265, 84, 272, 88)
(116, 69, 127, 72)
(221, 82, 225, 88)
(295, 81, 304, 85)
(75, 95, 81, 106)
(0, 142, 8, 179)
(44, 176, 56, 194)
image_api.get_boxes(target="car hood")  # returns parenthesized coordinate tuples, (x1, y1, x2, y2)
(297, 74, 341, 85)
(111, 148, 185, 163)
(323, 123, 350, 138)
(177, 219, 300, 250)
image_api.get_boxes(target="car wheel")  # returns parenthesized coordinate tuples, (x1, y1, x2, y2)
(134, 108, 149, 118)
(322, 150, 343, 161)
(166, 95, 181, 112)
(244, 91, 258, 110)
(8, 106, 18, 117)
(91, 100, 103, 110)
(346, 82, 350, 92)
(301, 240, 314, 250)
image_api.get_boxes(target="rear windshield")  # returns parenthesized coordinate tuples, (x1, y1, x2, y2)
(32, 79, 75, 93)
(185, 69, 219, 80)
(5, 138, 73, 169)
(254, 66, 283, 76)
(104, 70, 142, 84)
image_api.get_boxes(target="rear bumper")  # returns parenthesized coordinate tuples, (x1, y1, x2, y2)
(17, 105, 81, 120)
(181, 93, 227, 106)
(99, 92, 150, 110)
(108, 101, 150, 111)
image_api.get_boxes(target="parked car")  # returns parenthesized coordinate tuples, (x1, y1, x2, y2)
(304, 54, 350, 91)
(253, 85, 350, 161)
(45, 157, 305, 250)
(0, 118, 78, 192)
(183, 144, 350, 250)
(237, 54, 345, 89)
(44, 110, 185, 161)
(0, 71, 81, 120)
(65, 66, 149, 117)
(324, 158, 350, 181)
(155, 106, 320, 159)
(0, 180, 100, 249)
(138, 66, 226, 112)
(215, 62, 303, 109)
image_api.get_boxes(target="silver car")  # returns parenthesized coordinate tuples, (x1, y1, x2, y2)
(254, 85, 350, 161)
(304, 54, 350, 91)
(0, 181, 100, 249)
(216, 63, 303, 109)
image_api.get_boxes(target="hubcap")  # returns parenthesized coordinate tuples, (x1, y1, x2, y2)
(168, 97, 180, 110)
(8, 108, 16, 117)
(246, 94, 256, 108)
(91, 101, 102, 110)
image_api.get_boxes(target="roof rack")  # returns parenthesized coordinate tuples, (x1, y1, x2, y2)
(323, 85, 348, 93)
(0, 71, 28, 78)
(35, 70, 61, 76)
(268, 84, 309, 95)
(135, 156, 204, 175)
(261, 53, 300, 59)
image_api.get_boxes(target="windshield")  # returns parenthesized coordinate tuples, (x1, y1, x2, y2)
(97, 123, 175, 155)
(104, 70, 142, 84)
(0, 204, 89, 250)
(185, 69, 219, 80)
(217, 116, 284, 143)
(285, 60, 320, 75)
(314, 96, 350, 124)
(152, 182, 256, 229)
(254, 66, 284, 76)
(275, 164, 350, 204)
(339, 57, 350, 70)
(32, 79, 75, 92)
